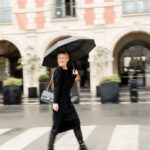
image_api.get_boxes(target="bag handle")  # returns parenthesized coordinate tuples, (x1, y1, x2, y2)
(46, 71, 54, 91)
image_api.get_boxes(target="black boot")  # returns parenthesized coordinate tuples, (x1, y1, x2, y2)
(73, 127, 88, 150)
(48, 131, 57, 150)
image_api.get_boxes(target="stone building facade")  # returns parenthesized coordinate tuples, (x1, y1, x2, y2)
(0, 0, 150, 97)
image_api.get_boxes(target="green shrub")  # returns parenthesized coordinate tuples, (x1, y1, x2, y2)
(3, 77, 22, 86)
(38, 74, 49, 82)
(100, 74, 121, 85)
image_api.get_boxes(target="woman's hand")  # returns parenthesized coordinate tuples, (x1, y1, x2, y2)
(53, 103, 59, 112)
(72, 69, 79, 75)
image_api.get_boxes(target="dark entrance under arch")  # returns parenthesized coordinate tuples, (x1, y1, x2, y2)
(0, 40, 23, 93)
(73, 55, 90, 88)
(118, 41, 150, 87)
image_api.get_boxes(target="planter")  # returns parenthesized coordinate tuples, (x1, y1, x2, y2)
(28, 87, 37, 98)
(39, 82, 48, 104)
(3, 85, 22, 105)
(96, 86, 101, 97)
(99, 82, 119, 104)
(0, 81, 2, 94)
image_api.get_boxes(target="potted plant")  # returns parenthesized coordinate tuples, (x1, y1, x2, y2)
(99, 74, 121, 104)
(3, 77, 22, 105)
(17, 46, 41, 98)
(38, 74, 49, 104)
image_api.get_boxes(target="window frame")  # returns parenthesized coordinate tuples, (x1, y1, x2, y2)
(53, 0, 76, 19)
(0, 0, 12, 23)
(122, 0, 150, 14)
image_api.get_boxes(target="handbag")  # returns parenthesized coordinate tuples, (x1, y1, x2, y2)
(40, 72, 54, 104)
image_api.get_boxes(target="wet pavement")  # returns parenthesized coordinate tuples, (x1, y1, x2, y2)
(0, 103, 150, 150)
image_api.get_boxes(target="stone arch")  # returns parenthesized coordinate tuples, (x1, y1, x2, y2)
(111, 28, 150, 52)
(40, 34, 72, 78)
(40, 33, 74, 58)
(0, 36, 24, 57)
(112, 31, 150, 74)
(0, 38, 24, 94)
(40, 33, 92, 88)
(0, 36, 27, 93)
(44, 35, 72, 54)
(40, 32, 90, 57)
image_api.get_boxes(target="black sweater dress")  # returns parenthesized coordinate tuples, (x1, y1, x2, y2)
(51, 66, 80, 134)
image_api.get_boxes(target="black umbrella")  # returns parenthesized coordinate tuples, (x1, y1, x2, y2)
(42, 36, 96, 68)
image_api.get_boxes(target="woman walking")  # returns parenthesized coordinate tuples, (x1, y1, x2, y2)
(48, 51, 87, 150)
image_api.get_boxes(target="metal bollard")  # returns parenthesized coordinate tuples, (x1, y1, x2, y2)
(129, 78, 138, 103)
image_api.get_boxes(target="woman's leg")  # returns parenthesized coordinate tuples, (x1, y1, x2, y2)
(73, 126, 88, 150)
(48, 130, 57, 150)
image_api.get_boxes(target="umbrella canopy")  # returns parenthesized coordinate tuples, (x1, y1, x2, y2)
(42, 36, 96, 68)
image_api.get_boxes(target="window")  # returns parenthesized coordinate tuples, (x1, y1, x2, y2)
(0, 0, 11, 23)
(54, 0, 76, 18)
(123, 0, 150, 14)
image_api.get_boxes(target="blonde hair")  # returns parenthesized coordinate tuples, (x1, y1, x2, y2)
(57, 51, 69, 59)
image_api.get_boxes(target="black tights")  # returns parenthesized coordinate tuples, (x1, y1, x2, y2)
(48, 131, 57, 150)
(48, 126, 87, 150)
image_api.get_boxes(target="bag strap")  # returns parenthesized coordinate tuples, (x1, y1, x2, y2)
(46, 71, 54, 91)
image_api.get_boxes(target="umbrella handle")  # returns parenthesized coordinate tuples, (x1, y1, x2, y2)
(72, 68, 77, 76)
(72, 63, 75, 70)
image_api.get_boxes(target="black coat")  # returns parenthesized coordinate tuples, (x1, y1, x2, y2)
(51, 66, 80, 134)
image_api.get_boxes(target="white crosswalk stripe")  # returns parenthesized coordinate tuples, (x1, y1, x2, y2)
(0, 126, 96, 150)
(107, 125, 139, 150)
(0, 127, 50, 150)
(0, 125, 141, 150)
(0, 128, 12, 135)
(55, 125, 96, 150)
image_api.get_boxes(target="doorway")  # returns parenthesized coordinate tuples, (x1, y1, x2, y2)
(0, 40, 23, 93)
(118, 41, 150, 87)
(74, 56, 90, 88)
